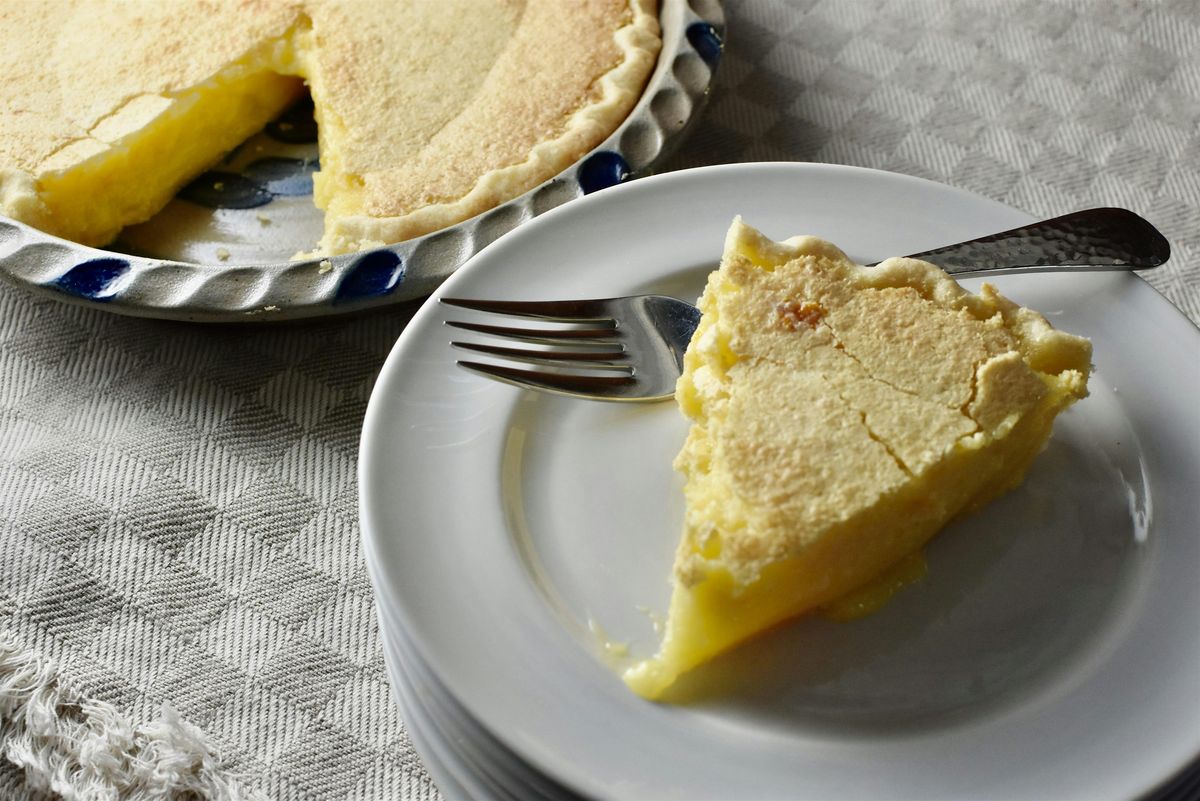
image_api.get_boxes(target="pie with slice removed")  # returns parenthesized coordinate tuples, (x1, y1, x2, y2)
(623, 219, 1092, 700)
(0, 0, 659, 255)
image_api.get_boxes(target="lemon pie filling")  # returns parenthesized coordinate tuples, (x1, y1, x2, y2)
(33, 53, 306, 247)
(624, 219, 1091, 700)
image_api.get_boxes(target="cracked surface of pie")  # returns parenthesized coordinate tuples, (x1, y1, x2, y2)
(623, 219, 1092, 700)
(0, 0, 659, 255)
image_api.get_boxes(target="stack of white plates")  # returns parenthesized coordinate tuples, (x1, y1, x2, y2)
(360, 164, 1200, 800)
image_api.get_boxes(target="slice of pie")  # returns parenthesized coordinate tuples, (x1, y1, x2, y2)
(0, 0, 659, 255)
(623, 219, 1092, 700)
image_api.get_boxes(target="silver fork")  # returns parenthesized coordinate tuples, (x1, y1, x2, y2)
(442, 208, 1168, 402)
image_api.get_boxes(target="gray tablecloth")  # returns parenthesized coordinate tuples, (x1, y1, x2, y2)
(1, 1, 1197, 799)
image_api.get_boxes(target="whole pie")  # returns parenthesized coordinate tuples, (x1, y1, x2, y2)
(623, 219, 1092, 700)
(0, 0, 660, 255)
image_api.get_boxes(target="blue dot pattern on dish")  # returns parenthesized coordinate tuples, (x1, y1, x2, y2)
(243, 157, 316, 197)
(578, 151, 630, 195)
(54, 258, 130, 300)
(266, 97, 319, 144)
(179, 171, 274, 209)
(686, 22, 723, 67)
(336, 250, 405, 302)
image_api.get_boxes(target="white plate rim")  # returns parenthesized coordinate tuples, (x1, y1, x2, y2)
(375, 595, 579, 800)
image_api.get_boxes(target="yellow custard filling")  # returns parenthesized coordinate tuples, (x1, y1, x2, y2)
(623, 219, 1092, 700)
(33, 42, 307, 248)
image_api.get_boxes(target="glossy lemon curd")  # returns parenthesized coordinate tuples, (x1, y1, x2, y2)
(33, 39, 307, 248)
(623, 219, 1092, 700)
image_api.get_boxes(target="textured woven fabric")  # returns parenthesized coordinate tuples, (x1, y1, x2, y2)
(1, 1, 1197, 799)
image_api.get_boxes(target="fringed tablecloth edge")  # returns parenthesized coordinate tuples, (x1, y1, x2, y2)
(0, 632, 257, 801)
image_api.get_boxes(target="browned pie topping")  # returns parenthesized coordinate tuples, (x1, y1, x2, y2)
(775, 299, 825, 330)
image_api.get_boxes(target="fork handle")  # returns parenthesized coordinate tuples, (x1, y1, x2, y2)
(900, 207, 1169, 276)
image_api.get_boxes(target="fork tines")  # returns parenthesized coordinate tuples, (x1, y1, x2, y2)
(452, 362, 636, 396)
(445, 319, 618, 343)
(440, 297, 616, 321)
(441, 296, 636, 397)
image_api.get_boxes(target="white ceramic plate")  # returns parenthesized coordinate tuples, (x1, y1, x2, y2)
(376, 606, 510, 801)
(360, 163, 1200, 800)
(376, 598, 578, 800)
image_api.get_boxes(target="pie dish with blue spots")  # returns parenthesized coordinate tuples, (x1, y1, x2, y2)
(0, 0, 723, 322)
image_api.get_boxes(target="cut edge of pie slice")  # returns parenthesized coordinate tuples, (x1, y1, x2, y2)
(0, 10, 309, 249)
(622, 218, 1092, 701)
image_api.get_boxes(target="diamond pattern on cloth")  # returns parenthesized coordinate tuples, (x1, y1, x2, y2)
(1, 1, 1197, 799)
(0, 302, 433, 800)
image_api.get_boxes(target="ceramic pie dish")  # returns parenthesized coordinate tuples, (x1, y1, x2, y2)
(0, 0, 723, 322)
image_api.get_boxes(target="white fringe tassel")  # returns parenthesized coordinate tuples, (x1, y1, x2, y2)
(0, 635, 252, 800)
